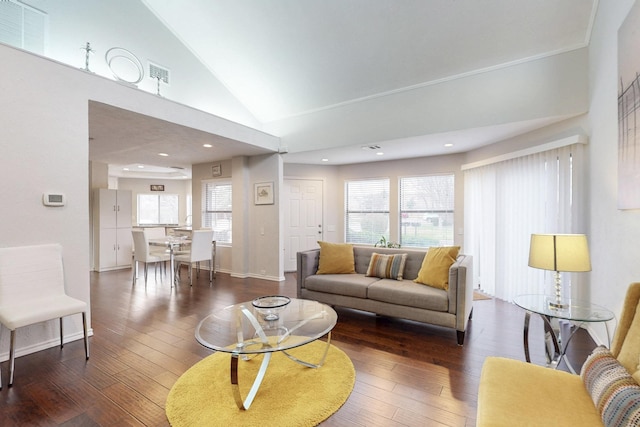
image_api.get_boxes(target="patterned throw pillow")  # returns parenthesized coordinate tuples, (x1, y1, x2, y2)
(365, 253, 407, 280)
(581, 345, 640, 427)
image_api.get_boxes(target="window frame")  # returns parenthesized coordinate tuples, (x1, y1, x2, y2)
(137, 193, 179, 225)
(344, 178, 390, 245)
(202, 179, 232, 244)
(398, 173, 455, 248)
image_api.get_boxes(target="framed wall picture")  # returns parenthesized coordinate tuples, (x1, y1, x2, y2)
(150, 184, 164, 191)
(254, 182, 274, 205)
(618, 0, 640, 209)
(212, 164, 222, 177)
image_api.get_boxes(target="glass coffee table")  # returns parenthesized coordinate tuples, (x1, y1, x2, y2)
(195, 297, 337, 410)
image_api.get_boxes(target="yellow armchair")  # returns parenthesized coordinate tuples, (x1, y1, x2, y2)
(477, 283, 640, 427)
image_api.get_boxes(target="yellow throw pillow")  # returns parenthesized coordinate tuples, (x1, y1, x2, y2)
(316, 241, 355, 274)
(414, 246, 460, 290)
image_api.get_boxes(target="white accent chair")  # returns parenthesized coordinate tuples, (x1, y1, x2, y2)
(174, 229, 214, 286)
(0, 244, 89, 388)
(131, 229, 171, 285)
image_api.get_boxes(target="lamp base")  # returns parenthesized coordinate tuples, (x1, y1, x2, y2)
(548, 300, 569, 310)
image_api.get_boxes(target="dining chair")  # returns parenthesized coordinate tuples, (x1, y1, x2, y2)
(174, 229, 214, 286)
(0, 243, 89, 388)
(131, 230, 171, 285)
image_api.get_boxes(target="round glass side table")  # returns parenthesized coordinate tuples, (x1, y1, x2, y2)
(513, 294, 614, 373)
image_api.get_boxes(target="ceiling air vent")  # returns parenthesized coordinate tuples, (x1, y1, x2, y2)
(149, 62, 170, 85)
(361, 145, 381, 150)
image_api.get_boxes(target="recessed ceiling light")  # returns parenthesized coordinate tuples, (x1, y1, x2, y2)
(444, 143, 454, 147)
(137, 165, 144, 169)
(158, 152, 169, 157)
(203, 144, 213, 148)
(321, 158, 329, 162)
(123, 167, 129, 171)
(376, 152, 384, 156)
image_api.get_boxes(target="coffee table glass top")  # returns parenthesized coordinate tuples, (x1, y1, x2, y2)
(514, 294, 614, 322)
(195, 298, 337, 355)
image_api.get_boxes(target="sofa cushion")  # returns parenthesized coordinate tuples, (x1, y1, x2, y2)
(581, 345, 640, 427)
(365, 252, 407, 280)
(368, 279, 448, 311)
(414, 246, 460, 290)
(304, 274, 378, 298)
(316, 241, 355, 274)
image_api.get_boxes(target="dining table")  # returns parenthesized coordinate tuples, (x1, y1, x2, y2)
(148, 236, 191, 286)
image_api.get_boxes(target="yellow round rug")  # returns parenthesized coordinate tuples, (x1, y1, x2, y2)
(166, 341, 355, 426)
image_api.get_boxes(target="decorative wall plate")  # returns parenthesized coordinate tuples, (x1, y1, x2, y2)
(105, 47, 144, 85)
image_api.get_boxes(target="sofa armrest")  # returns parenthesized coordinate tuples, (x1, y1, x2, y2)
(296, 248, 320, 298)
(448, 254, 473, 338)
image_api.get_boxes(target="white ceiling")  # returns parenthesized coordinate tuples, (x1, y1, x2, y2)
(89, 0, 596, 176)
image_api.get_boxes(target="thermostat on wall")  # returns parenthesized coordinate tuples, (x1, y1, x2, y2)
(43, 193, 66, 207)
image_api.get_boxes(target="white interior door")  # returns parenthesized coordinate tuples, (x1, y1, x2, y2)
(283, 179, 323, 272)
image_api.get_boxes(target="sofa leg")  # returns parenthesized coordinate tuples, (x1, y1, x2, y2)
(469, 307, 474, 320)
(457, 330, 465, 346)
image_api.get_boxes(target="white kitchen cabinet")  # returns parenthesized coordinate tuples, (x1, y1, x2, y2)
(94, 189, 132, 271)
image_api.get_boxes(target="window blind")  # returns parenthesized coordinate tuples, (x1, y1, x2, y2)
(345, 178, 389, 244)
(399, 174, 454, 248)
(203, 181, 232, 243)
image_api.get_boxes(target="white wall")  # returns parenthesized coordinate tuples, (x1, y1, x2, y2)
(284, 153, 465, 251)
(0, 44, 92, 357)
(588, 0, 640, 343)
(0, 41, 276, 359)
(190, 154, 283, 281)
(23, 0, 261, 129)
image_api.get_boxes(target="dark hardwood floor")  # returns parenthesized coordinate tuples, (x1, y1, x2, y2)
(0, 267, 596, 426)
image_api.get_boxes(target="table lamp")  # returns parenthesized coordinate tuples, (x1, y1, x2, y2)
(528, 234, 591, 309)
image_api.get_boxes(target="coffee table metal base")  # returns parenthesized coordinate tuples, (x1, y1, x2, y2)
(230, 333, 332, 410)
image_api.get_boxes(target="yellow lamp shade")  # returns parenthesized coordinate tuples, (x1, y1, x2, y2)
(528, 234, 591, 272)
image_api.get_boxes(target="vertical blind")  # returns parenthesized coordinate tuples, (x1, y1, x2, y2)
(464, 143, 586, 302)
(203, 181, 232, 243)
(345, 178, 389, 244)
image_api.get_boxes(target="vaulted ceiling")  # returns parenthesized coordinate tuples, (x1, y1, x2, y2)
(15, 0, 597, 175)
(137, 0, 595, 166)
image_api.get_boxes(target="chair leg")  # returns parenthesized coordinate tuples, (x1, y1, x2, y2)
(8, 329, 16, 387)
(60, 318, 64, 348)
(82, 312, 89, 360)
(144, 264, 148, 285)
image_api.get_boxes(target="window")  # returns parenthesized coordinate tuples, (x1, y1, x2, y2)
(138, 194, 179, 225)
(345, 178, 389, 244)
(399, 175, 455, 248)
(203, 180, 232, 244)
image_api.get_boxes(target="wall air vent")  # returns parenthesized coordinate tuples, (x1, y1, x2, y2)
(149, 62, 170, 84)
(0, 0, 48, 55)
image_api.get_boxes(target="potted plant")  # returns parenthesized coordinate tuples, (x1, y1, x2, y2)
(374, 236, 401, 248)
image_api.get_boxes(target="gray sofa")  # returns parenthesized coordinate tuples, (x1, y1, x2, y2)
(296, 246, 474, 345)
